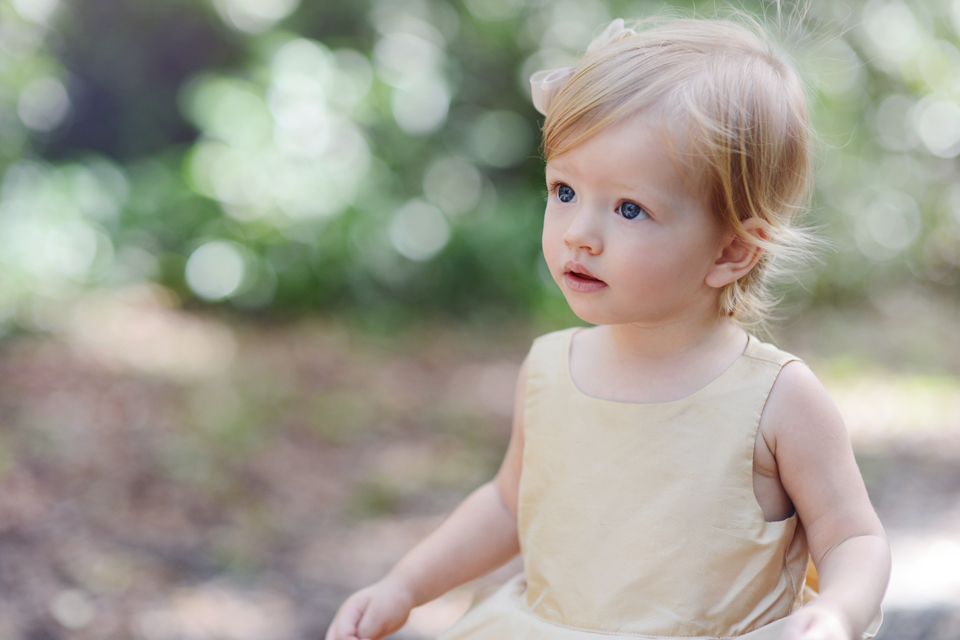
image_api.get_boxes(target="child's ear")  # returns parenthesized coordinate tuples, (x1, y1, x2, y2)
(705, 218, 767, 289)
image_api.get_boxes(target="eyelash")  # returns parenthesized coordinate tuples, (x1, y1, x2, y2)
(549, 182, 649, 221)
(547, 182, 572, 202)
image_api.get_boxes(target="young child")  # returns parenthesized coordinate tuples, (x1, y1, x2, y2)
(327, 16, 890, 640)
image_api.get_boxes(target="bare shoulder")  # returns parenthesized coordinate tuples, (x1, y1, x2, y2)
(759, 359, 846, 453)
(760, 359, 884, 557)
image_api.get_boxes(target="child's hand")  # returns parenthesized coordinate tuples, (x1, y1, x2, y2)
(780, 603, 851, 640)
(325, 576, 416, 640)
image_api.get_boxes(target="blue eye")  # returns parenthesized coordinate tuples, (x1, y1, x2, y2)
(618, 201, 647, 220)
(557, 185, 575, 203)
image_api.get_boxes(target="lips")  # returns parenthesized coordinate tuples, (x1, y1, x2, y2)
(563, 261, 607, 293)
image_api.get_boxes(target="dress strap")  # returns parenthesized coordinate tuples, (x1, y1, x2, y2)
(743, 334, 803, 369)
(524, 328, 579, 398)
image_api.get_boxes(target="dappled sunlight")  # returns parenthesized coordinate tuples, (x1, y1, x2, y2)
(817, 352, 960, 611)
(859, 0, 928, 67)
(135, 581, 296, 640)
(212, 0, 300, 34)
(466, 110, 533, 169)
(422, 156, 484, 217)
(389, 199, 451, 261)
(447, 360, 519, 418)
(67, 286, 238, 380)
(4, 0, 956, 319)
(17, 76, 70, 132)
(886, 536, 960, 608)
(829, 372, 960, 442)
(10, 0, 59, 24)
(183, 39, 372, 227)
(185, 241, 248, 302)
(0, 314, 535, 636)
(830, 373, 960, 609)
(914, 99, 960, 158)
(0, 311, 958, 634)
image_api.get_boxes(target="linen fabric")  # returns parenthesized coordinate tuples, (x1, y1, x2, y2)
(438, 328, 881, 639)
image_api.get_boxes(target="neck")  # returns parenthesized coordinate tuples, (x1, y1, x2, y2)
(605, 313, 741, 361)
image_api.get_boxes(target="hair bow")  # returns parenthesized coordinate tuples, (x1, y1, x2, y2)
(529, 18, 638, 116)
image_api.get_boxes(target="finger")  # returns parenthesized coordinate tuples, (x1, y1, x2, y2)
(325, 612, 345, 640)
(797, 626, 831, 640)
(327, 620, 352, 640)
(357, 602, 402, 640)
(336, 596, 368, 640)
(356, 609, 382, 640)
(789, 614, 842, 640)
(780, 612, 813, 640)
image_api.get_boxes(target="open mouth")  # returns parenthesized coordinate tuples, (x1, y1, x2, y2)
(568, 270, 601, 282)
(563, 262, 607, 292)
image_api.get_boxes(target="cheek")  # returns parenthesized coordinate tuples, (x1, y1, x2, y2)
(617, 239, 700, 288)
(648, 234, 722, 289)
(541, 210, 562, 263)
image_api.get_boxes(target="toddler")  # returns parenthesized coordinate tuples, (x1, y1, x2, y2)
(327, 16, 889, 640)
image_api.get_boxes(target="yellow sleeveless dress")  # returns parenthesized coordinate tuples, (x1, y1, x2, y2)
(438, 328, 881, 640)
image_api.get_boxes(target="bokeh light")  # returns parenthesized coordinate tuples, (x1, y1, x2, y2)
(185, 241, 246, 301)
(50, 589, 95, 630)
(212, 0, 300, 33)
(465, 0, 524, 22)
(855, 190, 922, 261)
(392, 79, 450, 136)
(860, 0, 927, 66)
(371, 19, 451, 136)
(389, 199, 450, 261)
(44, 221, 103, 280)
(874, 94, 917, 151)
(0, 157, 126, 326)
(187, 78, 273, 150)
(914, 99, 960, 158)
(373, 31, 445, 88)
(17, 76, 70, 132)
(534, 0, 610, 51)
(468, 110, 533, 168)
(1, 0, 957, 318)
(183, 38, 371, 223)
(423, 156, 483, 216)
(808, 38, 866, 101)
(10, 0, 59, 23)
(917, 40, 960, 93)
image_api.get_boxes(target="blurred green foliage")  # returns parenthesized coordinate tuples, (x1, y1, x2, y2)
(1, 0, 959, 331)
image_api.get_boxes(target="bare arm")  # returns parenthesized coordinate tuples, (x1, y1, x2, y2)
(761, 362, 890, 640)
(326, 357, 528, 640)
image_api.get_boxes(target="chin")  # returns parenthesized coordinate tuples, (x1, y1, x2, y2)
(563, 296, 679, 327)
(562, 297, 617, 326)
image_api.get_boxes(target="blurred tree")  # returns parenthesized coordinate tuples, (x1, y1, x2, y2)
(47, 0, 244, 160)
(0, 0, 957, 333)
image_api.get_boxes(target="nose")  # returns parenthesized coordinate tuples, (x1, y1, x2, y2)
(562, 208, 603, 254)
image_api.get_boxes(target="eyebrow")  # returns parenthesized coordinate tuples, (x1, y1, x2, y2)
(544, 160, 574, 176)
(547, 163, 651, 199)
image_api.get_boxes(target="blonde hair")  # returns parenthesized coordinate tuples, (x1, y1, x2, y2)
(542, 18, 815, 326)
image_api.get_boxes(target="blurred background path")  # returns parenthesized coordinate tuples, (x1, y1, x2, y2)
(0, 293, 958, 639)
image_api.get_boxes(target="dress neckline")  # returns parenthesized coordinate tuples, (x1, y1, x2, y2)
(563, 327, 753, 406)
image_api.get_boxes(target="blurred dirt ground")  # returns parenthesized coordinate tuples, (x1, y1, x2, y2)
(0, 287, 958, 640)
